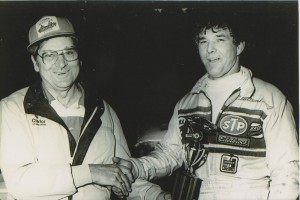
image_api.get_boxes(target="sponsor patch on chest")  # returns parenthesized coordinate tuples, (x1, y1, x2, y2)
(248, 123, 264, 138)
(220, 154, 239, 174)
(220, 115, 247, 135)
(218, 134, 250, 147)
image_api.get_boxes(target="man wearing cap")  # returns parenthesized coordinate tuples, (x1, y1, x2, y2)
(0, 16, 168, 200)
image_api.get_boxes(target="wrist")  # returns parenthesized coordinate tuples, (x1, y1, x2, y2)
(128, 157, 147, 179)
(128, 158, 139, 179)
(72, 165, 93, 187)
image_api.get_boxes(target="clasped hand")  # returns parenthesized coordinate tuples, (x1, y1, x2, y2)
(108, 157, 172, 200)
(89, 157, 135, 197)
(110, 157, 137, 198)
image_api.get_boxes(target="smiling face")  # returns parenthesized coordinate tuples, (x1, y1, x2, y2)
(197, 28, 245, 80)
(32, 36, 80, 92)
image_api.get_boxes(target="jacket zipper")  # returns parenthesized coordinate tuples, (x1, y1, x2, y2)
(215, 88, 241, 125)
(71, 106, 98, 161)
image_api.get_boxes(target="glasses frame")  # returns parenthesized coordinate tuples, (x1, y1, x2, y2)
(37, 48, 79, 65)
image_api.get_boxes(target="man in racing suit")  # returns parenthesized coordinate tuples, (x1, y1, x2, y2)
(0, 16, 168, 200)
(116, 18, 299, 199)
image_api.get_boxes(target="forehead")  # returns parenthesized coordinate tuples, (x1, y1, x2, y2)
(198, 28, 231, 39)
(39, 36, 75, 51)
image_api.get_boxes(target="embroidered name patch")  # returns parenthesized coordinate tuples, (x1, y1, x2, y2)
(220, 154, 239, 174)
(218, 134, 250, 147)
(32, 118, 46, 126)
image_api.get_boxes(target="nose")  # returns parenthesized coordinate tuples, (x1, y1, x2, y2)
(55, 54, 67, 68)
(207, 42, 216, 53)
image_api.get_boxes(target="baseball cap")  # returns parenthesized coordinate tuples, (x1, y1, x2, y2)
(27, 16, 77, 54)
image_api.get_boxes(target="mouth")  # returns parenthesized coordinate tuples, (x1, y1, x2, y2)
(207, 58, 220, 63)
(54, 70, 69, 77)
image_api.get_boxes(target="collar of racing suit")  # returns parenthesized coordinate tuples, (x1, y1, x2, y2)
(185, 66, 258, 145)
(23, 81, 105, 160)
(190, 66, 255, 99)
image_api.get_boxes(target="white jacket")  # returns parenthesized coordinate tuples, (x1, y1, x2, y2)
(0, 82, 162, 200)
(132, 67, 299, 200)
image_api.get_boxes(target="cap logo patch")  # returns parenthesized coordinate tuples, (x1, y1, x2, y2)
(36, 16, 60, 38)
(220, 115, 247, 135)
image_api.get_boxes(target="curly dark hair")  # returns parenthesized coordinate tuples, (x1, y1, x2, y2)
(194, 17, 245, 46)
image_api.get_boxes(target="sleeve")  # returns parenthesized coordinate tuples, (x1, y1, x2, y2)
(130, 106, 185, 181)
(105, 104, 166, 200)
(263, 97, 299, 200)
(0, 99, 77, 200)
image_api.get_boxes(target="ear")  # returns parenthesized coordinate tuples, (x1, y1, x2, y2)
(31, 56, 40, 72)
(237, 41, 245, 56)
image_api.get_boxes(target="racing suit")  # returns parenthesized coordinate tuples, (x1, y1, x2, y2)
(0, 82, 163, 200)
(131, 66, 299, 199)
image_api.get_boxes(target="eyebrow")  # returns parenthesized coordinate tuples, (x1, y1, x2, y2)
(40, 46, 76, 52)
(198, 34, 227, 40)
(216, 34, 227, 38)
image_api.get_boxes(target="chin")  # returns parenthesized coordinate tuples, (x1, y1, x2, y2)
(55, 82, 73, 89)
(208, 73, 225, 80)
(208, 71, 220, 78)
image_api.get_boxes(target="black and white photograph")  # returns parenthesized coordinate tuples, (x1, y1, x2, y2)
(0, 1, 298, 199)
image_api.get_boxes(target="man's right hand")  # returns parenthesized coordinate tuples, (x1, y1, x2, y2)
(112, 157, 138, 180)
(111, 157, 137, 198)
(89, 164, 132, 196)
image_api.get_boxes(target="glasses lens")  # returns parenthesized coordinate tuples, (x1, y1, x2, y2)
(63, 49, 78, 61)
(42, 52, 58, 65)
(41, 49, 78, 65)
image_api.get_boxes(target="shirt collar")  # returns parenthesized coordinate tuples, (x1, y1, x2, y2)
(41, 83, 85, 107)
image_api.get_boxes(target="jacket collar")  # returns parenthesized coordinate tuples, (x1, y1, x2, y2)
(190, 66, 255, 98)
(23, 81, 104, 156)
(24, 81, 103, 120)
(24, 81, 59, 121)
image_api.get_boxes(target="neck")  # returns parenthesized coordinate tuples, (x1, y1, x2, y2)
(42, 82, 81, 108)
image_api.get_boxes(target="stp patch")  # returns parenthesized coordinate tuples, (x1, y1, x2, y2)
(220, 115, 248, 136)
(220, 154, 239, 174)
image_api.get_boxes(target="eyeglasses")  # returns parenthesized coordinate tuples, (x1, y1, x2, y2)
(38, 48, 78, 65)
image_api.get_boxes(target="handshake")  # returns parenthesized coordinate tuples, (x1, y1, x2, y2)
(89, 157, 171, 199)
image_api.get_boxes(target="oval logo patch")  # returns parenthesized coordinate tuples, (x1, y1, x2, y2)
(220, 115, 247, 135)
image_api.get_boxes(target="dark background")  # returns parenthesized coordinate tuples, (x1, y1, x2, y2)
(0, 1, 298, 154)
